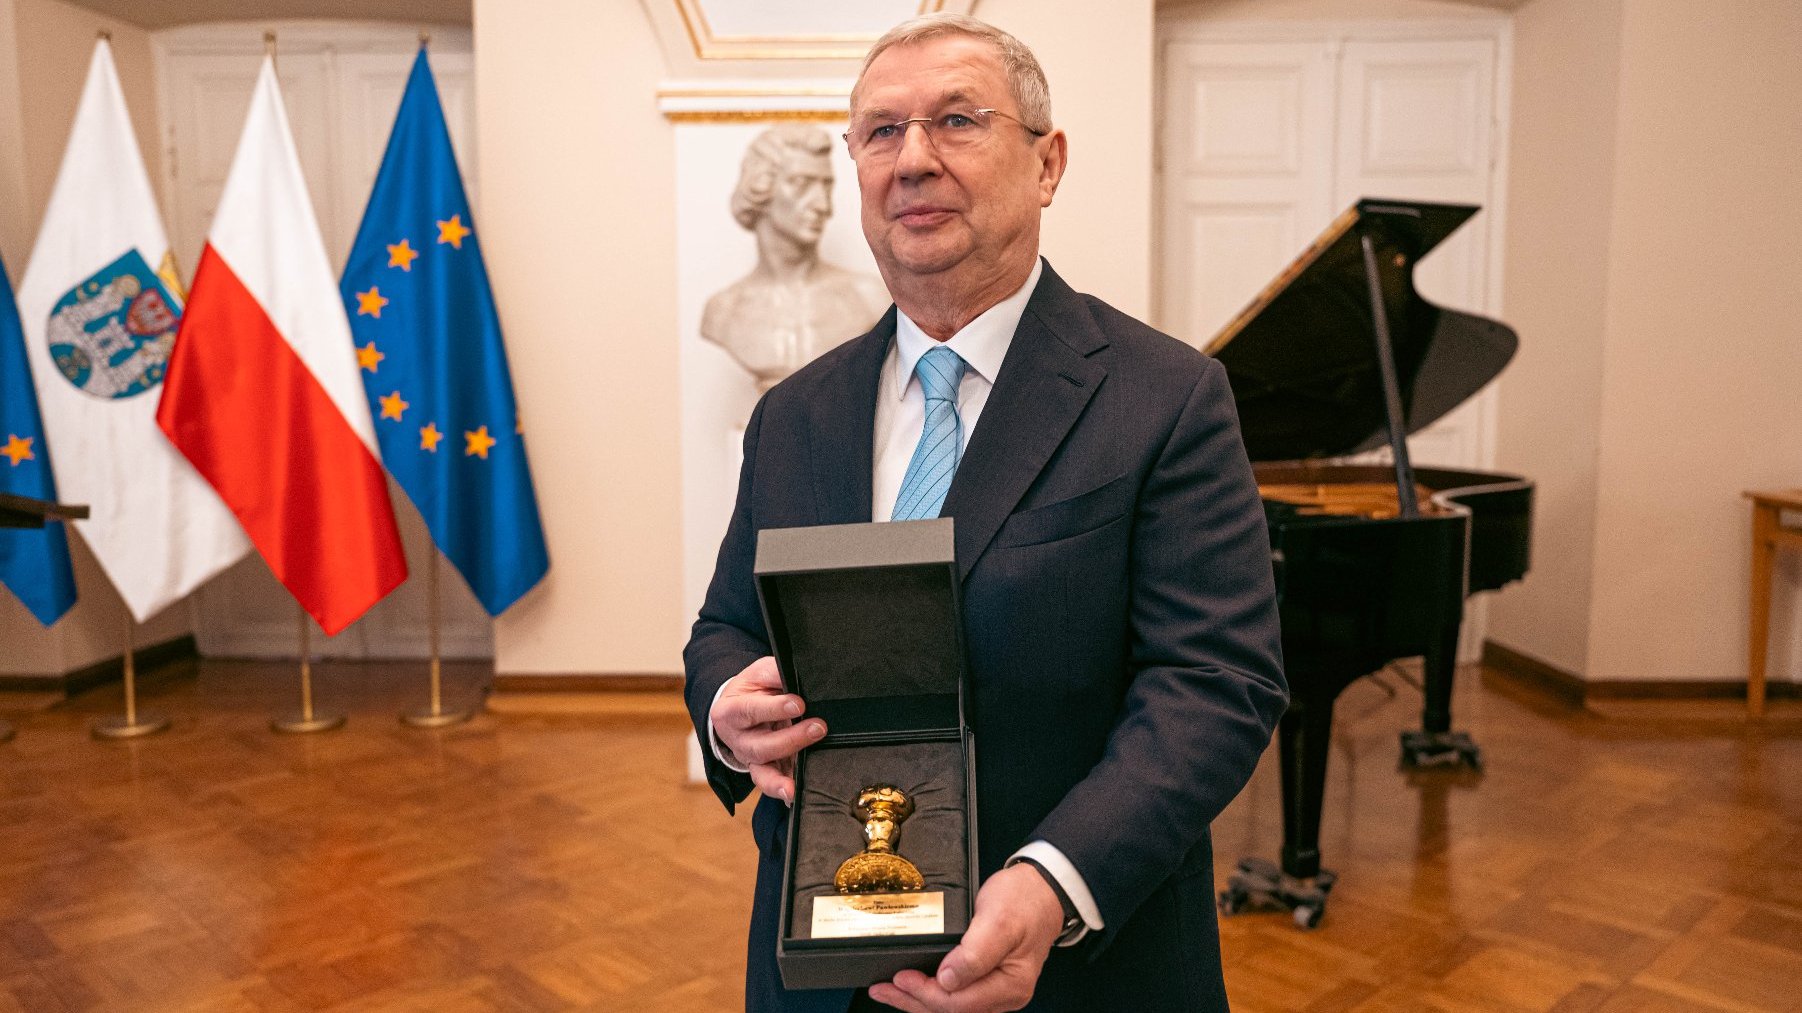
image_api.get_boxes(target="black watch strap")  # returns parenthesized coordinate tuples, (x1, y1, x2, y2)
(1011, 856, 1084, 941)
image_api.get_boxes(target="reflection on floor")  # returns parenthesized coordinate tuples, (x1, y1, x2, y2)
(0, 658, 1797, 1011)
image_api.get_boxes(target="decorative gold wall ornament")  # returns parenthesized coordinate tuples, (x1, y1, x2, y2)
(663, 110, 846, 124)
(640, 0, 978, 79)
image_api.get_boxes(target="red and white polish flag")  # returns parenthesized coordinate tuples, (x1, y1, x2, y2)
(157, 57, 407, 635)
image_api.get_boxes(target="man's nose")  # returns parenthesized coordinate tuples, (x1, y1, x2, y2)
(893, 121, 941, 179)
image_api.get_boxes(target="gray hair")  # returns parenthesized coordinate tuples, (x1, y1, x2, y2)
(730, 123, 833, 230)
(853, 13, 1052, 135)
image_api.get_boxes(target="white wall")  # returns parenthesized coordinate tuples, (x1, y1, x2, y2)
(473, 0, 684, 676)
(1484, 0, 1621, 676)
(1490, 0, 1802, 685)
(1582, 0, 1802, 683)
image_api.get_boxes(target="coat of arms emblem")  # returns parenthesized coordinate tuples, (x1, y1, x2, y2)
(46, 249, 181, 400)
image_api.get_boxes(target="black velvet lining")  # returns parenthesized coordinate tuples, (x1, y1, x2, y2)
(787, 740, 970, 940)
(767, 567, 960, 722)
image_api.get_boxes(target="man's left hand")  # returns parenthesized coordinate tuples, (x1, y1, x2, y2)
(867, 863, 1065, 1013)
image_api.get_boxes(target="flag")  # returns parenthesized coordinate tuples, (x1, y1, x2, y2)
(0, 250, 77, 625)
(157, 57, 407, 636)
(340, 49, 548, 615)
(15, 38, 248, 622)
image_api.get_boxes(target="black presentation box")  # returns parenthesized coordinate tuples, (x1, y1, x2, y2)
(754, 518, 979, 992)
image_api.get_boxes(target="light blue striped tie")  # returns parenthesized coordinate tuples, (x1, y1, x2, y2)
(891, 345, 967, 522)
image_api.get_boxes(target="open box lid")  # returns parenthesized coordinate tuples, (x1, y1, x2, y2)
(754, 519, 966, 739)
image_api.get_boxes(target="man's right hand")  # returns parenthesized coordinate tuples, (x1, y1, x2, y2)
(711, 656, 827, 804)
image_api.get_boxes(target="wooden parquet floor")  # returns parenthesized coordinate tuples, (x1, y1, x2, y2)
(0, 657, 1798, 1012)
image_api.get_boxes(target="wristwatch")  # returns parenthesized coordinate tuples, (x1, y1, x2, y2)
(1009, 856, 1086, 945)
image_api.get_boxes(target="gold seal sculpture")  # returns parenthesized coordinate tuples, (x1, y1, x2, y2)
(834, 785, 926, 894)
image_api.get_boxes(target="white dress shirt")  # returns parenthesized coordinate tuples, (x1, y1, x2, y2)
(709, 258, 1103, 942)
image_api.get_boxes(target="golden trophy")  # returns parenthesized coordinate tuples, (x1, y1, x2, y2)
(834, 785, 926, 894)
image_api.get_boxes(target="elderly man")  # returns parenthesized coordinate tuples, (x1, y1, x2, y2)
(685, 13, 1287, 1013)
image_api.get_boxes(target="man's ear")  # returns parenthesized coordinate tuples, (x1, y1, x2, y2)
(1038, 130, 1068, 208)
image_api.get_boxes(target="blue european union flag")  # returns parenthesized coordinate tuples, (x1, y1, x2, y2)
(340, 49, 547, 615)
(0, 249, 77, 625)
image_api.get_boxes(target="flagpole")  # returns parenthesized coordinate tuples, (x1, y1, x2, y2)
(93, 612, 170, 739)
(272, 603, 344, 734)
(402, 548, 473, 728)
(395, 23, 479, 731)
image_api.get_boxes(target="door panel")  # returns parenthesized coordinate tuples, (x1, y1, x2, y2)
(1159, 40, 1334, 345)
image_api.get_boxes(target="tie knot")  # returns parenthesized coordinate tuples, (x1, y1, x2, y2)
(915, 345, 966, 404)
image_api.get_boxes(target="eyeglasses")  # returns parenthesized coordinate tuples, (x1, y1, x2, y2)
(844, 107, 1046, 160)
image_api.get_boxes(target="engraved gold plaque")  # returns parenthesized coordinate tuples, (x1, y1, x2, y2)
(833, 785, 926, 894)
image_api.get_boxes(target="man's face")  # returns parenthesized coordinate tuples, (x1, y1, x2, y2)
(764, 149, 834, 247)
(851, 36, 1063, 285)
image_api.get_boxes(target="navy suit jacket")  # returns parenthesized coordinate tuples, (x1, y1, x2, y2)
(684, 261, 1287, 1012)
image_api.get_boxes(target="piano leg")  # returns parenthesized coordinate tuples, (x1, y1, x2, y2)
(1401, 624, 1482, 769)
(1219, 687, 1338, 930)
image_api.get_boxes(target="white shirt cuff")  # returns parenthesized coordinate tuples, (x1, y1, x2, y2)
(707, 679, 751, 774)
(1009, 840, 1104, 946)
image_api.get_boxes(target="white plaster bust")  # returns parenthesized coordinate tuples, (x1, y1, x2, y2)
(701, 124, 890, 391)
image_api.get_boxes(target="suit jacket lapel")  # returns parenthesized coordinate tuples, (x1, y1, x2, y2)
(808, 309, 892, 526)
(941, 262, 1109, 582)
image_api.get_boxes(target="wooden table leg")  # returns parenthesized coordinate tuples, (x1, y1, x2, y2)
(1748, 503, 1776, 718)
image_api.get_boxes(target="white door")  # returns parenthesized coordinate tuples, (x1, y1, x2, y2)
(1158, 39, 1336, 345)
(1157, 18, 1511, 659)
(154, 22, 490, 659)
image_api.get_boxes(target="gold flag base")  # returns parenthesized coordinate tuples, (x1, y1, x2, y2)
(96, 615, 169, 740)
(400, 551, 469, 730)
(275, 605, 342, 735)
(93, 711, 171, 739)
(400, 704, 473, 729)
(271, 711, 346, 734)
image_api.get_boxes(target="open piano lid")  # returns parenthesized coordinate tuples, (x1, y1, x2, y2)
(1204, 199, 1518, 462)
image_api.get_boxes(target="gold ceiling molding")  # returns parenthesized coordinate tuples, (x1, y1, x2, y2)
(639, 0, 977, 79)
(675, 0, 950, 61)
(656, 80, 853, 122)
(662, 110, 849, 124)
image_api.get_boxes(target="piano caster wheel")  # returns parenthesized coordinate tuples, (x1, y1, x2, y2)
(1400, 730, 1482, 770)
(1217, 886, 1247, 916)
(1218, 857, 1335, 930)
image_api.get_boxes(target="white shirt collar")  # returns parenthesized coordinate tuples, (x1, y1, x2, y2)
(891, 257, 1044, 402)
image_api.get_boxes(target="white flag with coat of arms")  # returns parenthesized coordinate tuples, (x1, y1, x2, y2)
(17, 38, 248, 621)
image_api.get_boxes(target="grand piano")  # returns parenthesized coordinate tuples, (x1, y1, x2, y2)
(1210, 199, 1533, 929)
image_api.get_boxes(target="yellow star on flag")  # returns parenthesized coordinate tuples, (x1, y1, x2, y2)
(356, 287, 389, 318)
(387, 238, 419, 271)
(1, 434, 33, 466)
(380, 391, 409, 421)
(437, 214, 471, 249)
(420, 423, 443, 452)
(357, 341, 384, 373)
(464, 425, 496, 459)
